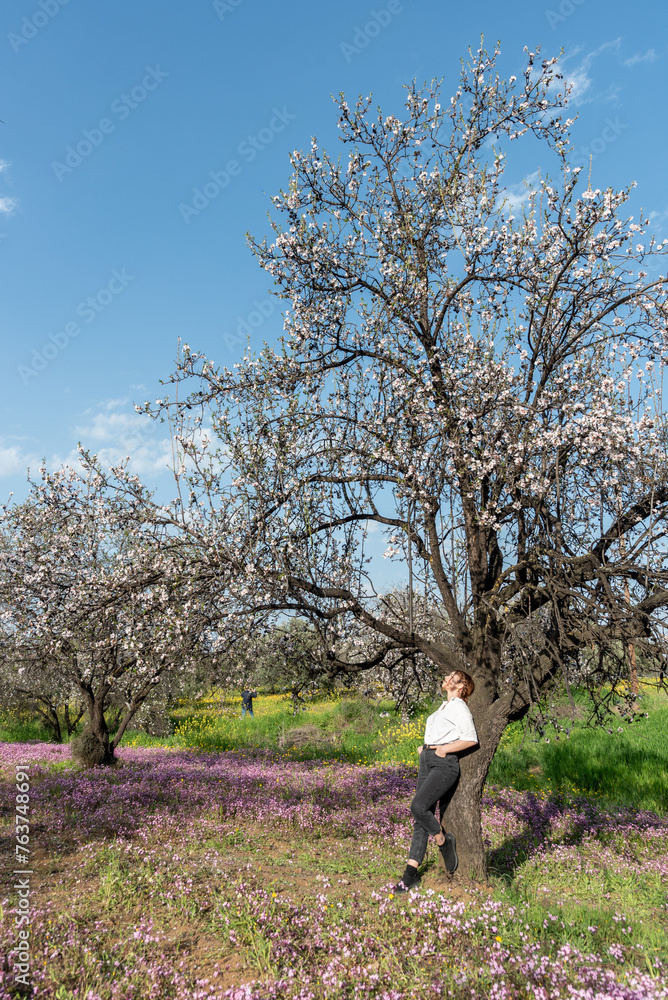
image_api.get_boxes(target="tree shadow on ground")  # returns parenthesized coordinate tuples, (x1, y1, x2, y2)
(485, 776, 668, 882)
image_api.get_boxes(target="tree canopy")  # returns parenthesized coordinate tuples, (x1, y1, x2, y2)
(1, 44, 665, 879)
(0, 463, 201, 761)
(145, 43, 668, 875)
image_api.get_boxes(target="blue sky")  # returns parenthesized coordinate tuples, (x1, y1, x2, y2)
(0, 0, 666, 511)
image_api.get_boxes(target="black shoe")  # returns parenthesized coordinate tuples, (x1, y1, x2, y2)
(392, 872, 421, 893)
(439, 832, 458, 874)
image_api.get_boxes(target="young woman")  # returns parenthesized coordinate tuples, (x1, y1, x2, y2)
(394, 670, 477, 892)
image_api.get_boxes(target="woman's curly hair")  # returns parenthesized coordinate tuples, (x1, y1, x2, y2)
(454, 670, 475, 702)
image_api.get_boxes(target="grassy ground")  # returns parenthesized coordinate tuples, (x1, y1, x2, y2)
(2, 684, 668, 812)
(0, 684, 666, 998)
(165, 691, 391, 764)
(488, 702, 668, 814)
(121, 681, 668, 813)
(0, 744, 666, 999)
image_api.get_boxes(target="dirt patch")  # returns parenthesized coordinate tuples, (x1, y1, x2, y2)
(277, 725, 333, 749)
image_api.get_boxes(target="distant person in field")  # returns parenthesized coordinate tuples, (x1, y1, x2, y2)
(393, 670, 478, 893)
(241, 690, 258, 718)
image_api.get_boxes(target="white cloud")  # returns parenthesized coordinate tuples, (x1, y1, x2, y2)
(0, 161, 17, 215)
(561, 39, 622, 107)
(648, 207, 668, 226)
(68, 399, 176, 475)
(496, 170, 541, 217)
(624, 49, 658, 68)
(0, 442, 40, 478)
(645, 208, 668, 254)
(0, 400, 178, 481)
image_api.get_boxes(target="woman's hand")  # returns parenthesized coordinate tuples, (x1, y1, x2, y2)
(417, 745, 424, 754)
(435, 746, 448, 758)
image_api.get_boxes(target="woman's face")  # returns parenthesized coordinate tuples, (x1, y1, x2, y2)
(442, 672, 463, 695)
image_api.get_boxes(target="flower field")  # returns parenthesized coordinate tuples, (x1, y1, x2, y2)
(1, 740, 667, 999)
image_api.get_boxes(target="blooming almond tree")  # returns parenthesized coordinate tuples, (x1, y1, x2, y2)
(148, 44, 668, 877)
(0, 651, 86, 743)
(0, 463, 202, 763)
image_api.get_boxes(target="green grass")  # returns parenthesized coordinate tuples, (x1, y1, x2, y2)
(0, 707, 53, 743)
(490, 885, 667, 969)
(158, 682, 668, 813)
(2, 684, 667, 995)
(125, 691, 401, 765)
(4, 683, 668, 815)
(487, 694, 668, 813)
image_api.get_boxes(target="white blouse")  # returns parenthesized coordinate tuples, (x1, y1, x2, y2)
(423, 697, 478, 746)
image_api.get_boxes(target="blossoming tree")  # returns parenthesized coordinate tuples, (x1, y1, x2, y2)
(149, 44, 668, 877)
(0, 463, 203, 762)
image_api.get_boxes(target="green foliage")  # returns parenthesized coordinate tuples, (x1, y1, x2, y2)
(336, 697, 378, 732)
(488, 698, 668, 814)
(154, 692, 394, 763)
(0, 707, 53, 743)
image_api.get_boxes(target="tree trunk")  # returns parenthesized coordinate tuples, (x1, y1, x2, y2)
(32, 697, 62, 743)
(439, 751, 491, 880)
(111, 672, 164, 751)
(86, 692, 115, 764)
(93, 699, 114, 761)
(64, 701, 86, 738)
(111, 698, 146, 750)
(439, 691, 509, 881)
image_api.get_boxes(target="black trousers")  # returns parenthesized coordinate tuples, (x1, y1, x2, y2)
(408, 748, 459, 865)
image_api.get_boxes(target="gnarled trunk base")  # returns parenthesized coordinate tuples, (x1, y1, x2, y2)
(438, 756, 487, 881)
(438, 694, 510, 881)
